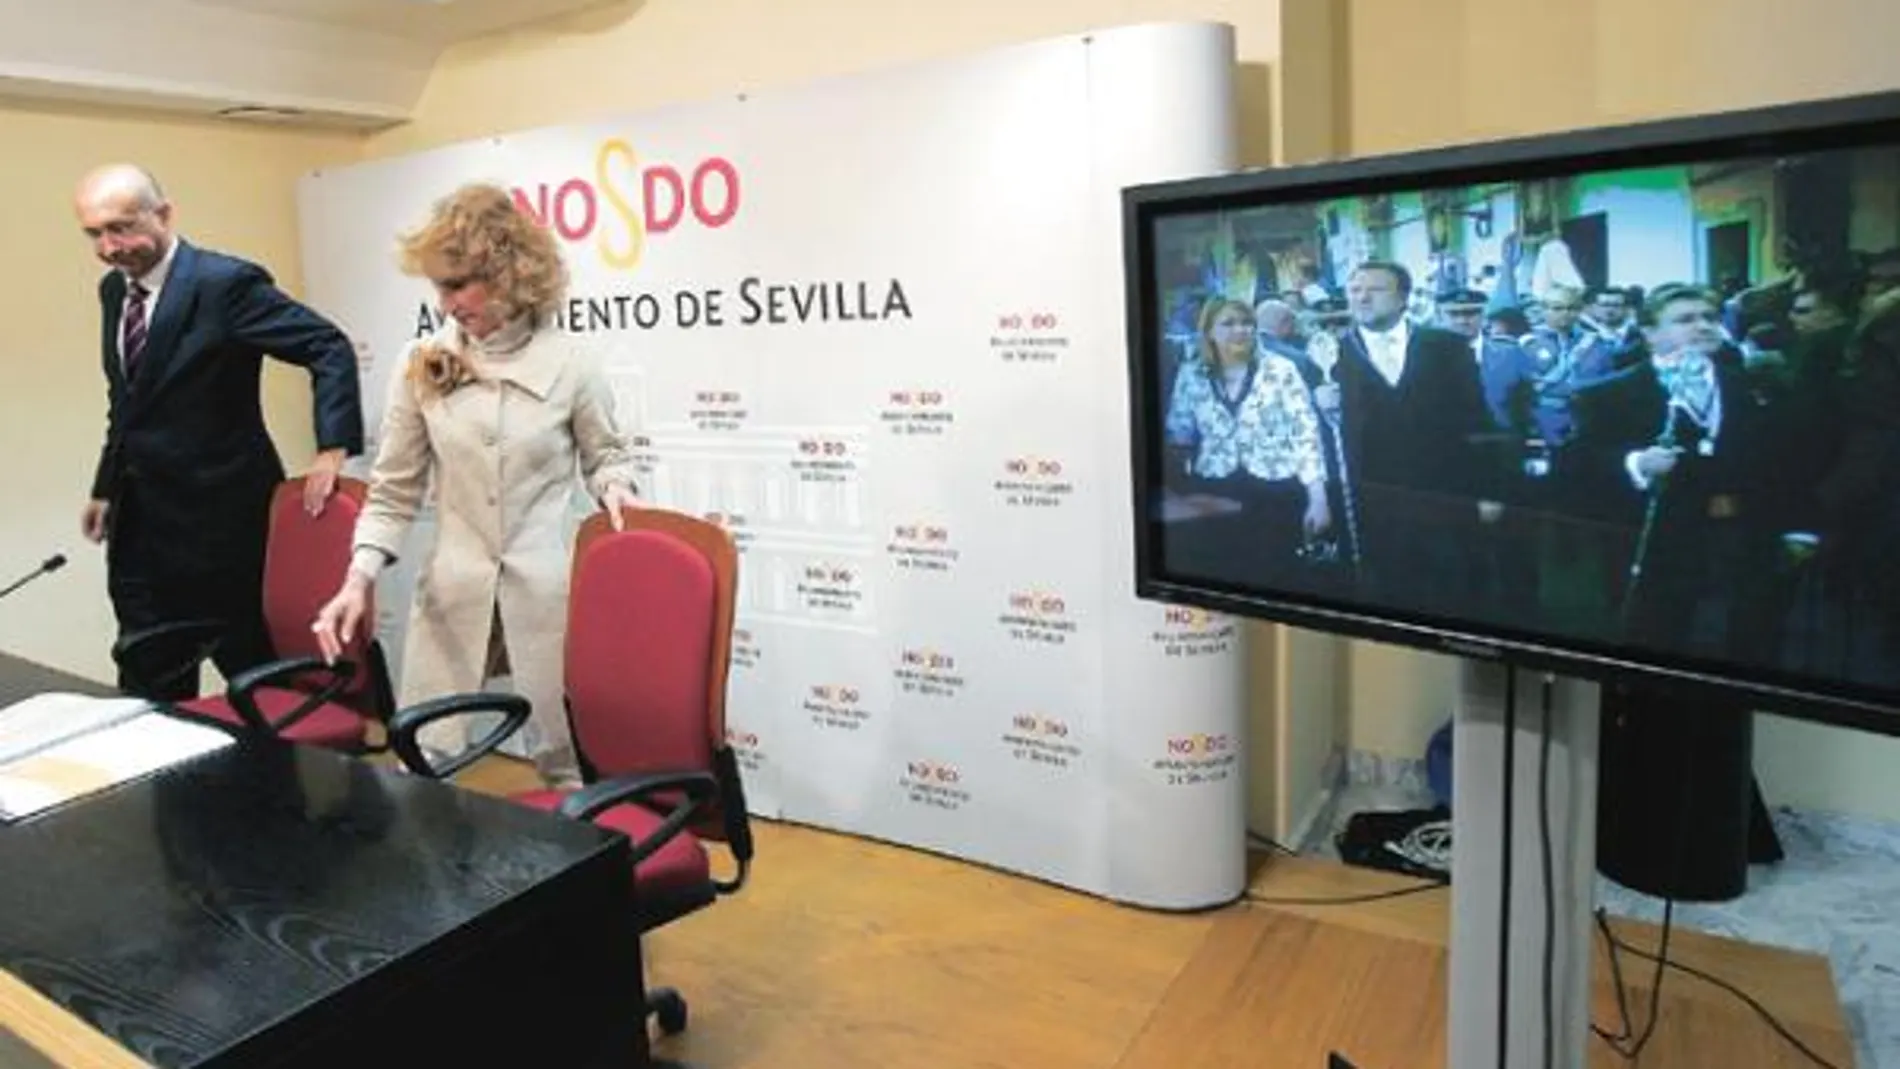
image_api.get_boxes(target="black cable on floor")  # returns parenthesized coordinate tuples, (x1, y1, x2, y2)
(1537, 673, 1555, 1069)
(1245, 823, 1453, 907)
(1250, 880, 1448, 907)
(1247, 830, 1449, 905)
(1592, 687, 1696, 1062)
(1246, 830, 1301, 856)
(1588, 776, 1841, 1069)
(1498, 662, 1518, 1069)
(1596, 920, 1844, 1069)
(1592, 907, 1637, 1046)
(1593, 899, 1671, 1057)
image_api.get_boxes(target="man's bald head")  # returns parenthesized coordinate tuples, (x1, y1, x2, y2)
(1254, 298, 1298, 340)
(74, 163, 174, 277)
(77, 163, 166, 210)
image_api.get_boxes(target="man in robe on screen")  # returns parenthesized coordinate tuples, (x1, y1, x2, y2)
(1569, 283, 1815, 667)
(1314, 261, 1506, 619)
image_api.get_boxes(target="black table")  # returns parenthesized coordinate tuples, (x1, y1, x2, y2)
(0, 653, 649, 1068)
(0, 653, 117, 705)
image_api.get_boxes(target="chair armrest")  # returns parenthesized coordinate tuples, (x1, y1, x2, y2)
(557, 771, 718, 867)
(111, 619, 225, 697)
(386, 693, 532, 779)
(711, 746, 754, 893)
(224, 656, 358, 735)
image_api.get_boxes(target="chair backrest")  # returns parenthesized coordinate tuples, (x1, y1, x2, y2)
(566, 507, 738, 832)
(259, 477, 378, 713)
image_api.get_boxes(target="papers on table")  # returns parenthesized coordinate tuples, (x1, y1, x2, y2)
(0, 694, 234, 821)
(0, 692, 151, 766)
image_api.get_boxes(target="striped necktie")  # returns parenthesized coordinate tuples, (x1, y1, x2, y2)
(123, 282, 150, 378)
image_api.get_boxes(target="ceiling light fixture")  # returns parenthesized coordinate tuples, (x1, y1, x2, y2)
(216, 105, 307, 122)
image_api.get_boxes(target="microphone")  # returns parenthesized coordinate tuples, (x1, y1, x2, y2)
(0, 554, 67, 603)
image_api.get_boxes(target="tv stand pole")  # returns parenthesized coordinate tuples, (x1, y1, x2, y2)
(1447, 658, 1600, 1069)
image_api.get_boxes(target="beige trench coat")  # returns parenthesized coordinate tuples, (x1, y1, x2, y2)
(353, 323, 636, 780)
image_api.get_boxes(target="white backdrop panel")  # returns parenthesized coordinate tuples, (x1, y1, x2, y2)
(297, 20, 1247, 908)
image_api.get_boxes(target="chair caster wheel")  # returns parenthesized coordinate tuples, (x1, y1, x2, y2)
(651, 988, 688, 1035)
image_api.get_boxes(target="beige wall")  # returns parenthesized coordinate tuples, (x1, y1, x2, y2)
(369, 0, 1286, 164)
(1342, 0, 1900, 156)
(1331, 0, 1900, 818)
(0, 100, 360, 684)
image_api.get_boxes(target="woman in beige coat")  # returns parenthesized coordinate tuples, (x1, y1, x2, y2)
(311, 183, 639, 787)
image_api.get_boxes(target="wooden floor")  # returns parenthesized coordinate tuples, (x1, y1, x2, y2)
(449, 756, 1857, 1069)
(0, 751, 1851, 1068)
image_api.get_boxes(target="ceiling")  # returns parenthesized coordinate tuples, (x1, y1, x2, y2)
(188, 0, 619, 44)
(0, 0, 628, 129)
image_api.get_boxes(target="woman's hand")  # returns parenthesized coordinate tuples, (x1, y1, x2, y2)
(600, 483, 639, 530)
(311, 575, 371, 665)
(1302, 486, 1332, 538)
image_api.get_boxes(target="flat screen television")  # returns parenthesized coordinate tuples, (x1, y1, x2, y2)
(1122, 91, 1900, 734)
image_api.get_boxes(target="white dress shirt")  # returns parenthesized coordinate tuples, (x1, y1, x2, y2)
(1357, 320, 1411, 387)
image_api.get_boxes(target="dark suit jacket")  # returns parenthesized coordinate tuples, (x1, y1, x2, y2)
(1569, 357, 1802, 538)
(1334, 322, 1502, 507)
(92, 240, 363, 578)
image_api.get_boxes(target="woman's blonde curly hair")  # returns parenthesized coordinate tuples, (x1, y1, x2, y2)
(398, 182, 568, 397)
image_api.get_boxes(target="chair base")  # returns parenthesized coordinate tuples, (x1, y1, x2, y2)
(649, 986, 688, 1035)
(647, 986, 695, 1068)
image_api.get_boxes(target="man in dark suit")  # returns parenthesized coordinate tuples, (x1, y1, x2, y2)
(1569, 283, 1812, 666)
(73, 163, 364, 699)
(1437, 288, 1543, 624)
(1317, 262, 1504, 617)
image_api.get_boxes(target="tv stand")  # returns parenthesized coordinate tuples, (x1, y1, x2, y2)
(1448, 659, 1599, 1069)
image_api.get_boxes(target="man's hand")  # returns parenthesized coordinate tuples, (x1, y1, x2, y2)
(81, 499, 109, 544)
(304, 448, 346, 516)
(1635, 446, 1680, 480)
(1312, 382, 1342, 418)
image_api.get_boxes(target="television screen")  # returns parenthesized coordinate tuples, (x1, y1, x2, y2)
(1123, 92, 1900, 731)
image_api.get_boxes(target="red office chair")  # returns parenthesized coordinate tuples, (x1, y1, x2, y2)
(388, 506, 754, 1041)
(115, 477, 396, 750)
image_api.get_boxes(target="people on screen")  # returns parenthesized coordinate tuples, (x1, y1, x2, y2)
(1151, 173, 1900, 690)
(1434, 289, 1543, 620)
(1312, 262, 1505, 616)
(1435, 289, 1539, 438)
(1811, 282, 1900, 663)
(73, 163, 364, 700)
(1520, 283, 1624, 451)
(1161, 298, 1330, 589)
(310, 183, 640, 789)
(1581, 285, 1642, 352)
(1568, 283, 1816, 664)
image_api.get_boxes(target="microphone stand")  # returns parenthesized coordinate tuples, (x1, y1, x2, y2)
(0, 555, 66, 602)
